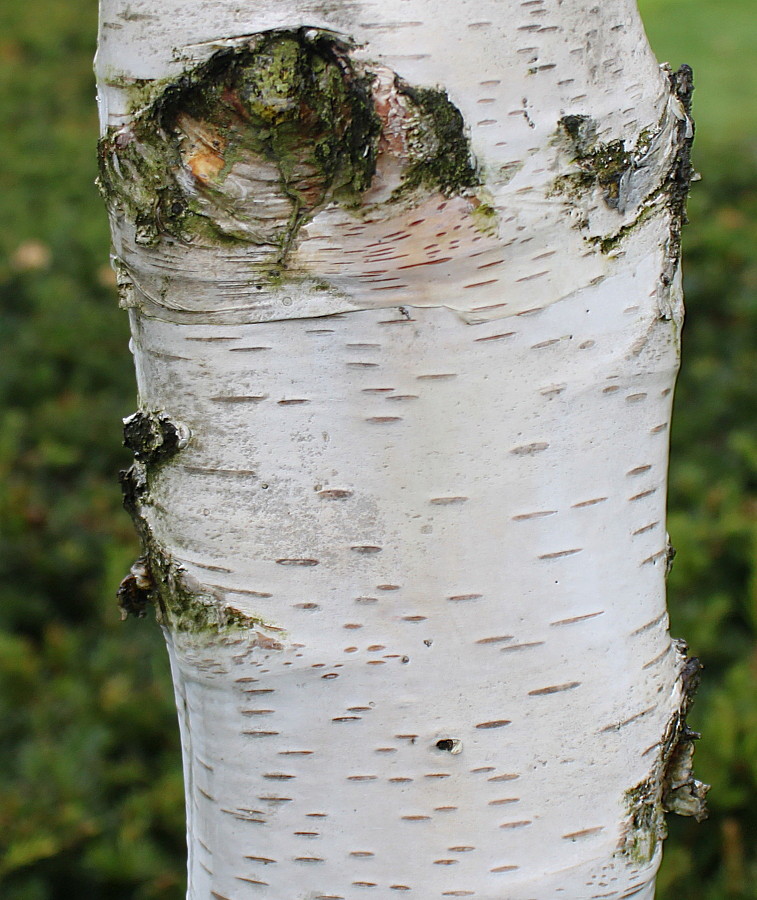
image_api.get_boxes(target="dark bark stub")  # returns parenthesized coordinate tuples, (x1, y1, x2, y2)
(116, 557, 153, 620)
(123, 410, 188, 464)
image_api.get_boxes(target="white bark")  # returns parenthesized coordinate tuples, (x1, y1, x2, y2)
(97, 1, 706, 897)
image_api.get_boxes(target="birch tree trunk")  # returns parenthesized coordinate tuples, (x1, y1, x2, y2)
(96, 1, 707, 897)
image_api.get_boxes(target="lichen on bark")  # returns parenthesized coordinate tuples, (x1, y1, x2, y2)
(554, 114, 659, 213)
(98, 28, 382, 252)
(388, 81, 480, 200)
(553, 65, 695, 261)
(97, 27, 484, 271)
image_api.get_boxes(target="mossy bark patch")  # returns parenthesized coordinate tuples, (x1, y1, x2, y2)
(555, 66, 695, 262)
(98, 28, 484, 266)
(117, 409, 266, 634)
(390, 82, 480, 200)
(555, 114, 643, 210)
(118, 470, 269, 633)
(663, 64, 696, 277)
(587, 204, 658, 255)
(98, 29, 382, 253)
(142, 543, 269, 634)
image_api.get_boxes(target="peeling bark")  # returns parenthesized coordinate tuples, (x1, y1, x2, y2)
(97, 1, 707, 897)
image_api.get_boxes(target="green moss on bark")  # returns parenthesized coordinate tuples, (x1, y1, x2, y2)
(622, 778, 666, 866)
(555, 68, 695, 261)
(391, 82, 480, 199)
(556, 115, 639, 210)
(99, 29, 485, 259)
(98, 29, 381, 251)
(117, 409, 265, 633)
(142, 543, 268, 634)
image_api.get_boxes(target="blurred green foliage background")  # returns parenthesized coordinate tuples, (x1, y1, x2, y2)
(0, 1, 754, 897)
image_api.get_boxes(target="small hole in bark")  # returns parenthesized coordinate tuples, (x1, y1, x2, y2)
(436, 738, 462, 754)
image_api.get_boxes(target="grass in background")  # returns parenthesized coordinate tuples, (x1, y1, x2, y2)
(639, 0, 757, 149)
(0, 1, 754, 897)
(0, 3, 184, 898)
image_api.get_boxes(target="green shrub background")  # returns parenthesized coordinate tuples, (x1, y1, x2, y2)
(0, 1, 754, 897)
